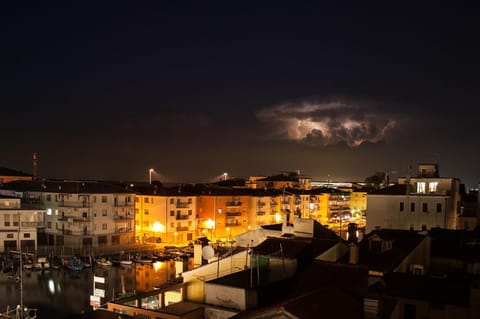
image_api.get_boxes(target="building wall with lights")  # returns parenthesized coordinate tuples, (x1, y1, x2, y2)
(366, 172, 461, 233)
(0, 197, 42, 253)
(196, 194, 251, 241)
(0, 180, 136, 249)
(135, 194, 196, 244)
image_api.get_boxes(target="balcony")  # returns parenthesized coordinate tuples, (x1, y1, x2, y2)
(225, 221, 240, 227)
(226, 212, 242, 217)
(226, 201, 242, 207)
(176, 226, 189, 231)
(257, 201, 266, 207)
(113, 214, 134, 221)
(58, 215, 91, 222)
(115, 227, 132, 233)
(257, 211, 266, 216)
(176, 214, 190, 220)
(176, 202, 191, 208)
(58, 201, 90, 208)
(114, 201, 134, 207)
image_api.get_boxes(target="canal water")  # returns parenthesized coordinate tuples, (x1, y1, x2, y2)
(0, 259, 192, 318)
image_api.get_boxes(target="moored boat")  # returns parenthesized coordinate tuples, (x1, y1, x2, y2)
(62, 257, 84, 271)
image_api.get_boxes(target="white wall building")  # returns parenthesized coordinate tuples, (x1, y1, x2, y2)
(0, 195, 44, 254)
(0, 180, 135, 250)
(366, 164, 461, 233)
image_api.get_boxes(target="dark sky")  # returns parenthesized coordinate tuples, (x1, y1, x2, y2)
(1, 2, 479, 187)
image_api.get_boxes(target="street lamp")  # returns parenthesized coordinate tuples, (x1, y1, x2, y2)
(223, 172, 228, 181)
(149, 168, 154, 184)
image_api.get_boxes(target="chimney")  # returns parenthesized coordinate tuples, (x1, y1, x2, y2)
(349, 242, 359, 265)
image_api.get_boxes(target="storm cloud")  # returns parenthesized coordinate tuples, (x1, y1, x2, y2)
(256, 100, 397, 147)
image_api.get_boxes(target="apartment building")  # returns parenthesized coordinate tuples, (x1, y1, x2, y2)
(366, 163, 461, 232)
(0, 180, 135, 250)
(135, 187, 196, 244)
(0, 195, 44, 253)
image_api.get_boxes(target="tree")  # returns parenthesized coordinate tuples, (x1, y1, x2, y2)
(365, 172, 386, 190)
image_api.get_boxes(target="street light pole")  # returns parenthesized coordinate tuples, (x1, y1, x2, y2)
(149, 168, 154, 184)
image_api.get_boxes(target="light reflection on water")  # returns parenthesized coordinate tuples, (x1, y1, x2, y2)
(0, 259, 192, 319)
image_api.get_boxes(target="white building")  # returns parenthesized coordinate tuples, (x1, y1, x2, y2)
(0, 180, 135, 250)
(0, 195, 44, 254)
(366, 164, 461, 233)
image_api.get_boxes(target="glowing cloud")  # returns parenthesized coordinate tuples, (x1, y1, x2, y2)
(256, 100, 396, 147)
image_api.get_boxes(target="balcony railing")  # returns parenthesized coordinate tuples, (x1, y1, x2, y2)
(226, 212, 242, 217)
(257, 211, 266, 216)
(176, 226, 189, 231)
(113, 215, 134, 221)
(114, 202, 134, 207)
(58, 201, 90, 208)
(257, 201, 266, 207)
(225, 221, 240, 227)
(58, 215, 91, 222)
(226, 201, 242, 207)
(176, 202, 191, 208)
(176, 214, 190, 220)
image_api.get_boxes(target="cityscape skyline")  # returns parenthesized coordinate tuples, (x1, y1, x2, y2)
(2, 3, 479, 187)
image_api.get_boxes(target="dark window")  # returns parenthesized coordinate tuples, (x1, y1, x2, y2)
(410, 203, 415, 212)
(436, 203, 442, 213)
(170, 210, 174, 216)
(422, 203, 428, 212)
(24, 233, 30, 238)
(399, 202, 404, 212)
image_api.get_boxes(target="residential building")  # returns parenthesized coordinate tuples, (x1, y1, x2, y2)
(0, 180, 135, 250)
(366, 163, 461, 233)
(250, 171, 312, 190)
(0, 195, 44, 253)
(135, 186, 197, 244)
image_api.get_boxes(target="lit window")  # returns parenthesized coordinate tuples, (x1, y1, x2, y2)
(47, 208, 52, 216)
(417, 182, 426, 193)
(429, 182, 438, 193)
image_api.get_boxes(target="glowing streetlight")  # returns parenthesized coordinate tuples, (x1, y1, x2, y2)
(223, 172, 228, 181)
(149, 168, 154, 184)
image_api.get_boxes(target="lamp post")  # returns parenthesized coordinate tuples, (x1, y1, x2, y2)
(149, 168, 154, 184)
(223, 172, 228, 181)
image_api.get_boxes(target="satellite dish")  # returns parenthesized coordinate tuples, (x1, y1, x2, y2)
(202, 245, 215, 260)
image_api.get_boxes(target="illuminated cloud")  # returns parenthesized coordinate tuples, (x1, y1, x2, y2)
(256, 100, 397, 147)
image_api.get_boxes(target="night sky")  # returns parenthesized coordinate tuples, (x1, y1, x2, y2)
(1, 2, 479, 187)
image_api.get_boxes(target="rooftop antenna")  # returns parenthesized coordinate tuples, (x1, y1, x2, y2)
(32, 152, 38, 180)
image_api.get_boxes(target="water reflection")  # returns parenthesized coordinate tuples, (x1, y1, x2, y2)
(0, 259, 192, 318)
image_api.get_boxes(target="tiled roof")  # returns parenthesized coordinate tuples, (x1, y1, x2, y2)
(356, 229, 426, 272)
(384, 272, 470, 307)
(429, 228, 480, 261)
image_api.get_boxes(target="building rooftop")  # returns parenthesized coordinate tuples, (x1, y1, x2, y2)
(356, 229, 427, 273)
(0, 166, 32, 177)
(0, 180, 136, 194)
(384, 272, 471, 307)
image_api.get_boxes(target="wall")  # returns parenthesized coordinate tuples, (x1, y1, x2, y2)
(204, 283, 247, 310)
(182, 250, 248, 302)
